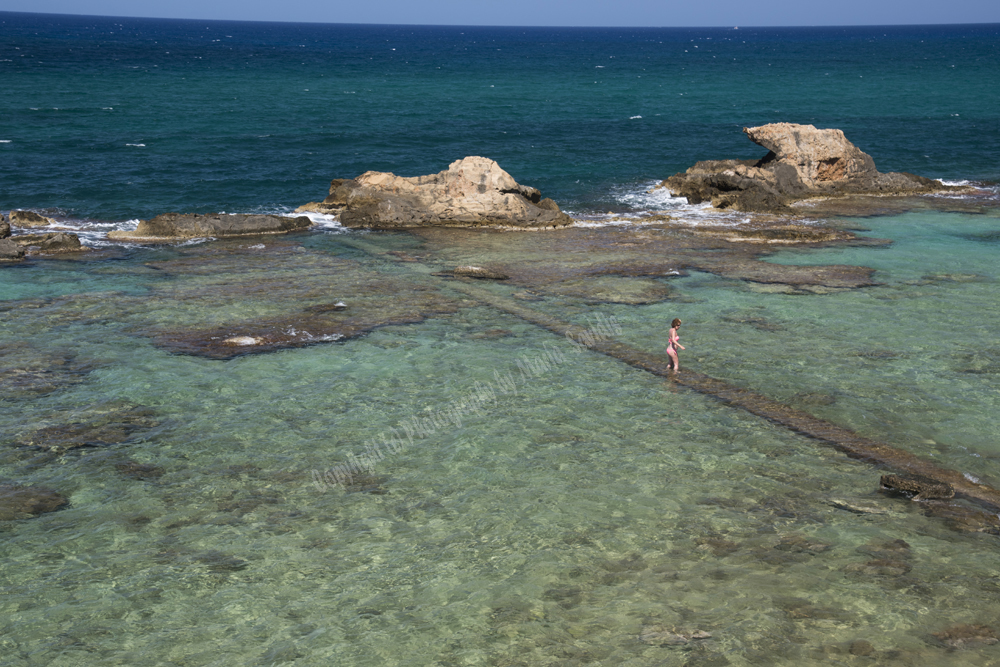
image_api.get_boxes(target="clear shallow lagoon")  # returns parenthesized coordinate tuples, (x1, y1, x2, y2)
(3, 13, 1000, 666)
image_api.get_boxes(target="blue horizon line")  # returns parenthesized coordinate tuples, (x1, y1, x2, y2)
(2, 10, 999, 31)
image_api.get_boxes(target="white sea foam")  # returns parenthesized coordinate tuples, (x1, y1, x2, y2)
(0, 140, 10, 143)
(932, 179, 1000, 200)
(126, 143, 146, 147)
(299, 211, 345, 231)
(576, 180, 751, 227)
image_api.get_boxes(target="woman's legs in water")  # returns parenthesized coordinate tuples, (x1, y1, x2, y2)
(666, 346, 679, 372)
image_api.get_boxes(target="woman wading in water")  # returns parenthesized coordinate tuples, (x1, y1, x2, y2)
(666, 318, 685, 373)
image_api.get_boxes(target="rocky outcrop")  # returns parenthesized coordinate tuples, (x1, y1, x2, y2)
(298, 157, 573, 230)
(0, 217, 10, 238)
(661, 123, 961, 214)
(11, 232, 88, 254)
(8, 210, 56, 227)
(0, 238, 25, 262)
(107, 213, 313, 242)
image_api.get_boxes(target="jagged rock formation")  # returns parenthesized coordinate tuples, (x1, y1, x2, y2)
(107, 213, 313, 242)
(297, 156, 573, 229)
(661, 123, 960, 214)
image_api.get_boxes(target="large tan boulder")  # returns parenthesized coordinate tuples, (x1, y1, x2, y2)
(108, 213, 313, 242)
(743, 123, 877, 187)
(662, 123, 958, 214)
(301, 157, 573, 230)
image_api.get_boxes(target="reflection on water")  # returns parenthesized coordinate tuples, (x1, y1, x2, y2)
(3, 210, 1000, 666)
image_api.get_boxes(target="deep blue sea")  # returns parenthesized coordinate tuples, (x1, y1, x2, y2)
(2, 14, 998, 219)
(4, 13, 1000, 667)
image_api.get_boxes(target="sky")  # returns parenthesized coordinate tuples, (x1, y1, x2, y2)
(0, 0, 998, 27)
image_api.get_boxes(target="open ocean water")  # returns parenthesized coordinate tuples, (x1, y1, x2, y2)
(2, 12, 1000, 666)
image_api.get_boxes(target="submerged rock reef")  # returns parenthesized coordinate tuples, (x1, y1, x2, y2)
(298, 156, 573, 229)
(662, 122, 962, 214)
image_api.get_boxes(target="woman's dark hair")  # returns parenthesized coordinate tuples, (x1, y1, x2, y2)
(671, 318, 682, 328)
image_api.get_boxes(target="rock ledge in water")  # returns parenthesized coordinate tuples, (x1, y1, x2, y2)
(108, 213, 313, 242)
(660, 123, 963, 214)
(298, 156, 573, 230)
(12, 232, 89, 254)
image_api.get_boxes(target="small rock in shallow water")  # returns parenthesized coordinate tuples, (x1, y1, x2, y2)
(775, 533, 831, 554)
(453, 265, 510, 280)
(849, 640, 876, 656)
(856, 538, 911, 560)
(845, 558, 912, 577)
(828, 498, 889, 515)
(922, 502, 1000, 534)
(930, 624, 999, 649)
(222, 336, 262, 346)
(880, 473, 954, 501)
(639, 625, 712, 646)
(470, 328, 513, 339)
(0, 484, 68, 520)
(116, 461, 166, 480)
(791, 391, 838, 406)
(194, 550, 249, 572)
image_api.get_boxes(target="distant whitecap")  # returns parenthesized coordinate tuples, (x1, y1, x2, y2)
(126, 143, 146, 147)
(630, 115, 642, 119)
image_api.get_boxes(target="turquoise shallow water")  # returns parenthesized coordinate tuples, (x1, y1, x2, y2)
(4, 12, 1000, 667)
(4, 212, 1000, 665)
